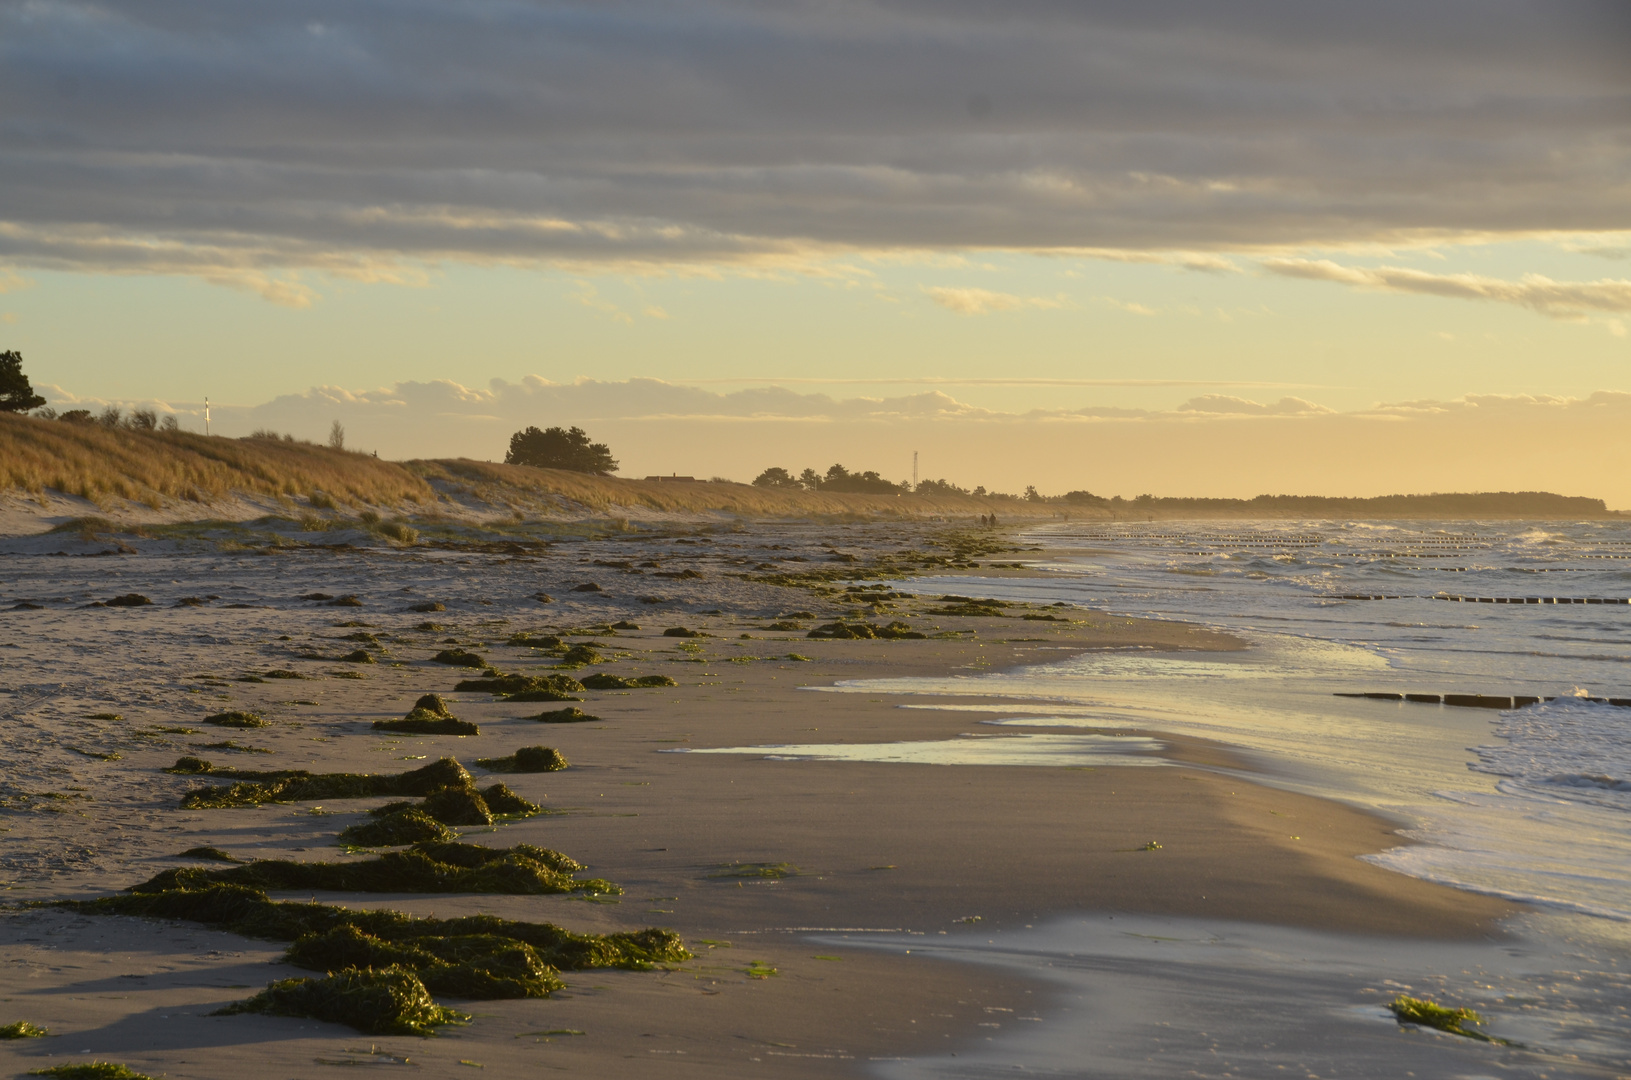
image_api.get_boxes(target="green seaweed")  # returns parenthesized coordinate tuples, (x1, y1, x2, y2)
(265, 669, 307, 679)
(476, 746, 568, 773)
(30, 1065, 155, 1080)
(284, 925, 564, 1000)
(204, 710, 268, 728)
(662, 627, 701, 638)
(1388, 995, 1508, 1043)
(59, 882, 689, 972)
(338, 808, 456, 847)
(214, 964, 467, 1036)
(507, 632, 563, 649)
(580, 673, 676, 690)
(477, 782, 538, 815)
(177, 846, 241, 862)
(419, 785, 497, 826)
(340, 649, 377, 664)
(455, 673, 584, 702)
(433, 649, 487, 668)
(559, 644, 602, 666)
(527, 707, 600, 723)
(179, 756, 473, 809)
(806, 620, 925, 640)
(0, 1020, 48, 1038)
(130, 841, 608, 896)
(708, 862, 799, 879)
(373, 716, 480, 736)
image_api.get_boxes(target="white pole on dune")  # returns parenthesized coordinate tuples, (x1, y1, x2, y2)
(205, 397, 210, 436)
(913, 450, 918, 488)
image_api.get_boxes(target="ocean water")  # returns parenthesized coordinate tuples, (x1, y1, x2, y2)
(823, 520, 1631, 1075)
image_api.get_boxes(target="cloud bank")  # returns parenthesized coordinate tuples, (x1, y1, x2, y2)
(1262, 258, 1631, 320)
(2, 1, 1628, 287)
(38, 377, 1631, 509)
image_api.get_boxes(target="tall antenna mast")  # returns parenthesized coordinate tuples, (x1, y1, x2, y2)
(912, 450, 918, 488)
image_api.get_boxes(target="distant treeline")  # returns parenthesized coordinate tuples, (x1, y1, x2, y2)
(1056, 490, 1612, 518)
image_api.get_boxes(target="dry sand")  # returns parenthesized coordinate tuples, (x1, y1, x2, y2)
(0, 524, 1516, 1078)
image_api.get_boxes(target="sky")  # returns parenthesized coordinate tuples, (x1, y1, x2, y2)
(2, 1, 1629, 502)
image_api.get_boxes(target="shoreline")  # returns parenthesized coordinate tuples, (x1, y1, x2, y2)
(0, 524, 1524, 1078)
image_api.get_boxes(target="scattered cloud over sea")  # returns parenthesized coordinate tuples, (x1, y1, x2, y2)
(33, 379, 1631, 507)
(1, 2, 1627, 290)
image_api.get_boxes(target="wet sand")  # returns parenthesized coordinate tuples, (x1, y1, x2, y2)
(0, 528, 1516, 1078)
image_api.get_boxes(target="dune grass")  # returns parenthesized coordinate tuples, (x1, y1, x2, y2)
(0, 413, 433, 509)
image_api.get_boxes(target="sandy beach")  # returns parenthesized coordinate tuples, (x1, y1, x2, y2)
(0, 520, 1525, 1078)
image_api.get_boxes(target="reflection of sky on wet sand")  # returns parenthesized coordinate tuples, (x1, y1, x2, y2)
(825, 912, 1630, 1079)
(666, 732, 1167, 767)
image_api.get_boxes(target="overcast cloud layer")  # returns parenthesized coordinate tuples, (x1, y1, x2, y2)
(3, 0, 1629, 283)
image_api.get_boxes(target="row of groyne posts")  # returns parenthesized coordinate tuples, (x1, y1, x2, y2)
(1337, 691, 1631, 710)
(1332, 594, 1631, 604)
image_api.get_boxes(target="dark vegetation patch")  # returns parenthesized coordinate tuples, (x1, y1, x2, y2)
(580, 673, 676, 690)
(1388, 995, 1508, 1043)
(806, 621, 925, 640)
(192, 740, 272, 753)
(929, 596, 1010, 617)
(508, 632, 563, 649)
(528, 707, 600, 724)
(476, 746, 568, 773)
(131, 841, 611, 896)
(215, 964, 467, 1036)
(105, 594, 152, 608)
(559, 644, 601, 666)
(264, 668, 306, 679)
(84, 712, 123, 720)
(455, 673, 583, 701)
(662, 626, 702, 638)
(654, 569, 703, 580)
(338, 808, 455, 847)
(432, 649, 486, 668)
(61, 883, 686, 969)
(533, 593, 554, 603)
(177, 846, 241, 862)
(204, 710, 268, 728)
(0, 1020, 48, 1038)
(30, 1064, 155, 1080)
(1022, 613, 1070, 621)
(373, 694, 479, 736)
(708, 862, 800, 879)
(328, 595, 364, 607)
(409, 602, 445, 613)
(570, 583, 602, 592)
(414, 621, 445, 632)
(178, 756, 473, 809)
(341, 649, 377, 664)
(610, 621, 640, 630)
(762, 620, 805, 631)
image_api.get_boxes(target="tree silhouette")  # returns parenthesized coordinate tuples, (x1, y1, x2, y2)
(504, 426, 618, 473)
(0, 350, 46, 413)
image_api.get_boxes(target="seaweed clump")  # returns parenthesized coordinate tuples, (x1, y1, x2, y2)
(559, 644, 602, 666)
(372, 694, 480, 736)
(454, 672, 583, 702)
(806, 621, 925, 640)
(58, 881, 689, 976)
(204, 710, 269, 728)
(508, 632, 563, 649)
(528, 707, 600, 724)
(476, 746, 569, 773)
(1388, 995, 1508, 1043)
(177, 846, 241, 862)
(178, 756, 473, 809)
(432, 649, 486, 668)
(338, 808, 455, 847)
(580, 673, 676, 690)
(215, 964, 467, 1036)
(130, 841, 613, 896)
(0, 1021, 48, 1038)
(285, 925, 564, 1000)
(30, 1065, 155, 1079)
